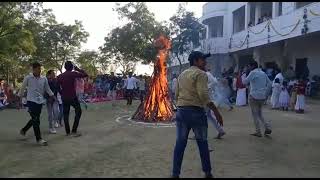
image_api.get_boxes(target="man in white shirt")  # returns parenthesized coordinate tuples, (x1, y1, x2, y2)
(206, 69, 226, 139)
(171, 74, 178, 101)
(137, 75, 146, 103)
(273, 69, 284, 86)
(123, 72, 137, 105)
(18, 62, 55, 146)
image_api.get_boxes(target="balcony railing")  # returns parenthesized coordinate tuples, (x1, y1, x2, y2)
(229, 2, 320, 52)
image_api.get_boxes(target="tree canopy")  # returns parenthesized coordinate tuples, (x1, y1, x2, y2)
(169, 3, 205, 73)
(0, 2, 205, 86)
(0, 2, 89, 86)
(100, 2, 170, 74)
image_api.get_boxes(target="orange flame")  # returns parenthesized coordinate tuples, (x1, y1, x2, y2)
(132, 35, 174, 122)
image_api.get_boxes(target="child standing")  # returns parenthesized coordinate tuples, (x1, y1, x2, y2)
(271, 78, 281, 109)
(295, 78, 306, 113)
(289, 79, 298, 111)
(279, 81, 290, 111)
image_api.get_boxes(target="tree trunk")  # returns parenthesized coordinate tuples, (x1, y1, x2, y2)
(6, 66, 10, 85)
(175, 53, 182, 74)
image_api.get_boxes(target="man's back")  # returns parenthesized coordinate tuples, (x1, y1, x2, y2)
(244, 68, 271, 100)
(138, 79, 145, 90)
(176, 66, 210, 108)
(57, 71, 87, 100)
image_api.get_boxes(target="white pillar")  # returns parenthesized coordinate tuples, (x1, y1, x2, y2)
(272, 2, 278, 18)
(245, 3, 250, 29)
(253, 47, 262, 66)
(232, 53, 240, 72)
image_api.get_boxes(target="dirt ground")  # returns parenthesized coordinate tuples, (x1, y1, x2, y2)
(0, 99, 320, 178)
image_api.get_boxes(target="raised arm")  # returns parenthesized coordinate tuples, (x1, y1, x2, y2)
(73, 66, 89, 78)
(243, 71, 253, 85)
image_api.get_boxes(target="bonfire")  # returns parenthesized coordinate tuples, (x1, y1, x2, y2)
(132, 36, 174, 122)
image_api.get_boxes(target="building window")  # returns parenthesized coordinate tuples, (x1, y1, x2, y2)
(200, 27, 207, 40)
(278, 2, 282, 16)
(207, 16, 224, 38)
(257, 2, 272, 25)
(296, 2, 314, 9)
(233, 6, 245, 33)
(249, 3, 256, 27)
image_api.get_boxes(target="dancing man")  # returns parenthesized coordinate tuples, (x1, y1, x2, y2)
(172, 51, 223, 178)
(206, 69, 226, 139)
(19, 62, 55, 146)
(123, 72, 137, 105)
(57, 61, 88, 137)
(243, 61, 272, 137)
(108, 72, 117, 106)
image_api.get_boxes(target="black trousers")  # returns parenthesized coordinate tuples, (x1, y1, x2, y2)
(126, 89, 134, 105)
(62, 98, 82, 134)
(22, 101, 43, 141)
(139, 90, 146, 103)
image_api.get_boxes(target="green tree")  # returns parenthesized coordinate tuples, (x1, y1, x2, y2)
(75, 50, 101, 78)
(40, 20, 89, 73)
(169, 3, 205, 73)
(0, 2, 38, 86)
(100, 2, 169, 75)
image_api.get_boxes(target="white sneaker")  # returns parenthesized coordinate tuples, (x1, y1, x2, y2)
(37, 139, 48, 146)
(54, 122, 59, 128)
(49, 128, 57, 134)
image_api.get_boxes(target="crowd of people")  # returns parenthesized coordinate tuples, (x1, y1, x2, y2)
(169, 63, 315, 116)
(0, 72, 150, 110)
(0, 61, 151, 146)
(73, 73, 149, 104)
(1, 49, 319, 178)
(171, 51, 305, 177)
(233, 64, 311, 114)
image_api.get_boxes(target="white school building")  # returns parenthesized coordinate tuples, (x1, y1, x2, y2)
(168, 2, 320, 79)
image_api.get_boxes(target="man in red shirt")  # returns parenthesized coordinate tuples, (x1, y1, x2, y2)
(57, 61, 88, 137)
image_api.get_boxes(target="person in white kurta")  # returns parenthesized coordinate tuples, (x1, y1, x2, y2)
(206, 71, 226, 139)
(273, 72, 284, 86)
(271, 78, 281, 109)
(279, 82, 290, 111)
(236, 72, 247, 106)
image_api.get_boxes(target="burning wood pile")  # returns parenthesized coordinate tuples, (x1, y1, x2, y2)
(132, 36, 174, 122)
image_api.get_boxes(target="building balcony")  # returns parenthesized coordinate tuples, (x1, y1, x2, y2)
(200, 37, 229, 54)
(200, 2, 227, 24)
(229, 2, 320, 52)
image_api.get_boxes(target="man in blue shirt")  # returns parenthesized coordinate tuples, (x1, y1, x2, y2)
(243, 61, 272, 137)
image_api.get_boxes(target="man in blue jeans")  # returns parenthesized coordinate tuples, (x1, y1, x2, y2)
(172, 51, 223, 178)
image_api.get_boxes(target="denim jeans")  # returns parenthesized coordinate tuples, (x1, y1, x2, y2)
(58, 103, 63, 125)
(46, 100, 59, 129)
(172, 106, 212, 176)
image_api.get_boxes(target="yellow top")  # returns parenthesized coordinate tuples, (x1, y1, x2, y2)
(175, 66, 210, 108)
